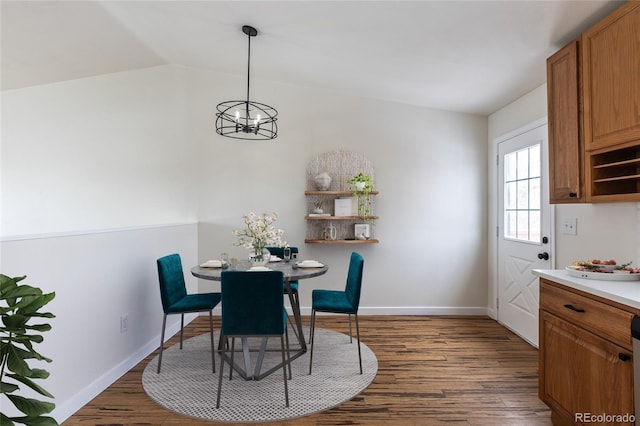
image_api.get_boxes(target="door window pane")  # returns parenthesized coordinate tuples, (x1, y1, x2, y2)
(505, 154, 517, 181)
(503, 144, 541, 243)
(530, 177, 541, 210)
(529, 145, 541, 178)
(505, 182, 516, 209)
(517, 180, 528, 209)
(517, 150, 529, 180)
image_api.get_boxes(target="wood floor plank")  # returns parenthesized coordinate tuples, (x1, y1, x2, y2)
(62, 316, 551, 425)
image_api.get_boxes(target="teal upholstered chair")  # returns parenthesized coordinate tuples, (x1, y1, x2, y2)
(266, 245, 300, 296)
(217, 270, 291, 408)
(267, 246, 301, 333)
(156, 253, 221, 374)
(309, 252, 365, 375)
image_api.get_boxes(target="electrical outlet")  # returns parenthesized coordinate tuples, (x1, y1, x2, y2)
(562, 218, 577, 235)
(120, 314, 128, 333)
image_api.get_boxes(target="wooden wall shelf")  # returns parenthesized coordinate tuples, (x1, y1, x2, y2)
(305, 215, 379, 221)
(305, 190, 380, 196)
(305, 239, 379, 244)
(305, 150, 379, 244)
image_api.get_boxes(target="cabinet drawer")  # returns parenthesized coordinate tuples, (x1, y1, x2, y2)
(540, 279, 634, 349)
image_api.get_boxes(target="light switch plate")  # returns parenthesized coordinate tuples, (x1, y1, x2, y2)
(562, 218, 577, 235)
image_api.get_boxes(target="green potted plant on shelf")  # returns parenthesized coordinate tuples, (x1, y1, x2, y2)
(1, 274, 58, 426)
(346, 173, 374, 219)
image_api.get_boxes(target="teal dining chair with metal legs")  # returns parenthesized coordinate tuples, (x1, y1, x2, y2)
(217, 270, 291, 408)
(266, 246, 300, 302)
(156, 253, 221, 374)
(308, 252, 365, 375)
(267, 246, 301, 338)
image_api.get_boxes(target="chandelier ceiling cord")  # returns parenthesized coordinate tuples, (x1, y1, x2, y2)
(215, 25, 278, 140)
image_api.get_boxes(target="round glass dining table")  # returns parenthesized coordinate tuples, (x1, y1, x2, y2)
(190, 259, 328, 379)
(191, 259, 328, 282)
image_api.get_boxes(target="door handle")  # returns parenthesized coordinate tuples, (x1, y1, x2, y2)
(538, 252, 549, 260)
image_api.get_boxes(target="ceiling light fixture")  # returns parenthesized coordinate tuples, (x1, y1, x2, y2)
(215, 25, 278, 140)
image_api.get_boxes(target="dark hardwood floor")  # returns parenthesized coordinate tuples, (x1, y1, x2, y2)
(62, 315, 551, 425)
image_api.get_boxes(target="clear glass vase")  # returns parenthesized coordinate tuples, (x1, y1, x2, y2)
(248, 247, 271, 267)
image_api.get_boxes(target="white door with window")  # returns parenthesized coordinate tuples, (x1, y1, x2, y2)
(497, 122, 552, 347)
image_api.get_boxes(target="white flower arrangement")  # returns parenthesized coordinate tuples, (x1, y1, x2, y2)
(233, 212, 285, 257)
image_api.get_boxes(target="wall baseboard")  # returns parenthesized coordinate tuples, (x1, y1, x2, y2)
(287, 306, 490, 316)
(53, 313, 198, 423)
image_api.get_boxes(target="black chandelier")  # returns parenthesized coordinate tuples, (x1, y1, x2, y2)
(215, 25, 278, 140)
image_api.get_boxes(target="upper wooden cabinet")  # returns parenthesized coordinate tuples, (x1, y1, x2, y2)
(547, 40, 584, 203)
(582, 2, 640, 152)
(547, 2, 640, 203)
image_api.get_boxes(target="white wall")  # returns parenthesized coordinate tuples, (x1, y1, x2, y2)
(1, 67, 198, 236)
(0, 225, 198, 421)
(1, 67, 200, 422)
(187, 66, 489, 312)
(1, 64, 489, 422)
(487, 84, 639, 318)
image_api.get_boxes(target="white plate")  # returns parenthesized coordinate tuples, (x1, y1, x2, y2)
(200, 260, 225, 268)
(297, 261, 324, 268)
(565, 267, 640, 281)
(269, 256, 282, 262)
(248, 266, 271, 271)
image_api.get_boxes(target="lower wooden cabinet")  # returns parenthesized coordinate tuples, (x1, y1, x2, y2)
(539, 279, 636, 425)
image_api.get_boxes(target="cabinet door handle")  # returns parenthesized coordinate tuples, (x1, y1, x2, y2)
(619, 353, 631, 362)
(569, 192, 578, 198)
(564, 304, 585, 313)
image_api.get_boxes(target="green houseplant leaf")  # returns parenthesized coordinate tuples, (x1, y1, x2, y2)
(6, 416, 58, 426)
(7, 394, 55, 416)
(0, 274, 58, 426)
(346, 173, 375, 220)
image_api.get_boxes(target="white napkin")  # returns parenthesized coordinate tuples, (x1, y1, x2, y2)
(200, 260, 223, 268)
(269, 256, 282, 262)
(248, 266, 271, 271)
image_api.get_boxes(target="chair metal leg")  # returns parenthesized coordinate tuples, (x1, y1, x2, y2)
(179, 313, 184, 349)
(280, 335, 290, 407)
(287, 314, 299, 343)
(355, 313, 362, 374)
(157, 314, 167, 373)
(289, 291, 302, 342)
(229, 338, 235, 380)
(216, 336, 226, 408)
(285, 322, 292, 380)
(348, 313, 353, 343)
(209, 310, 215, 373)
(308, 309, 316, 375)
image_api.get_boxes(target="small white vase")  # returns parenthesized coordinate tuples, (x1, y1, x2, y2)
(314, 172, 332, 190)
(355, 181, 366, 191)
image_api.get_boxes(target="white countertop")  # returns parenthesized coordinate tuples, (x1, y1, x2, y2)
(533, 269, 640, 310)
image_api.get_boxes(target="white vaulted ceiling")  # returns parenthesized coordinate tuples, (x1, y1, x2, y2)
(0, 0, 624, 115)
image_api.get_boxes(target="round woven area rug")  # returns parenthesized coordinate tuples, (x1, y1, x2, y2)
(142, 327, 378, 423)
